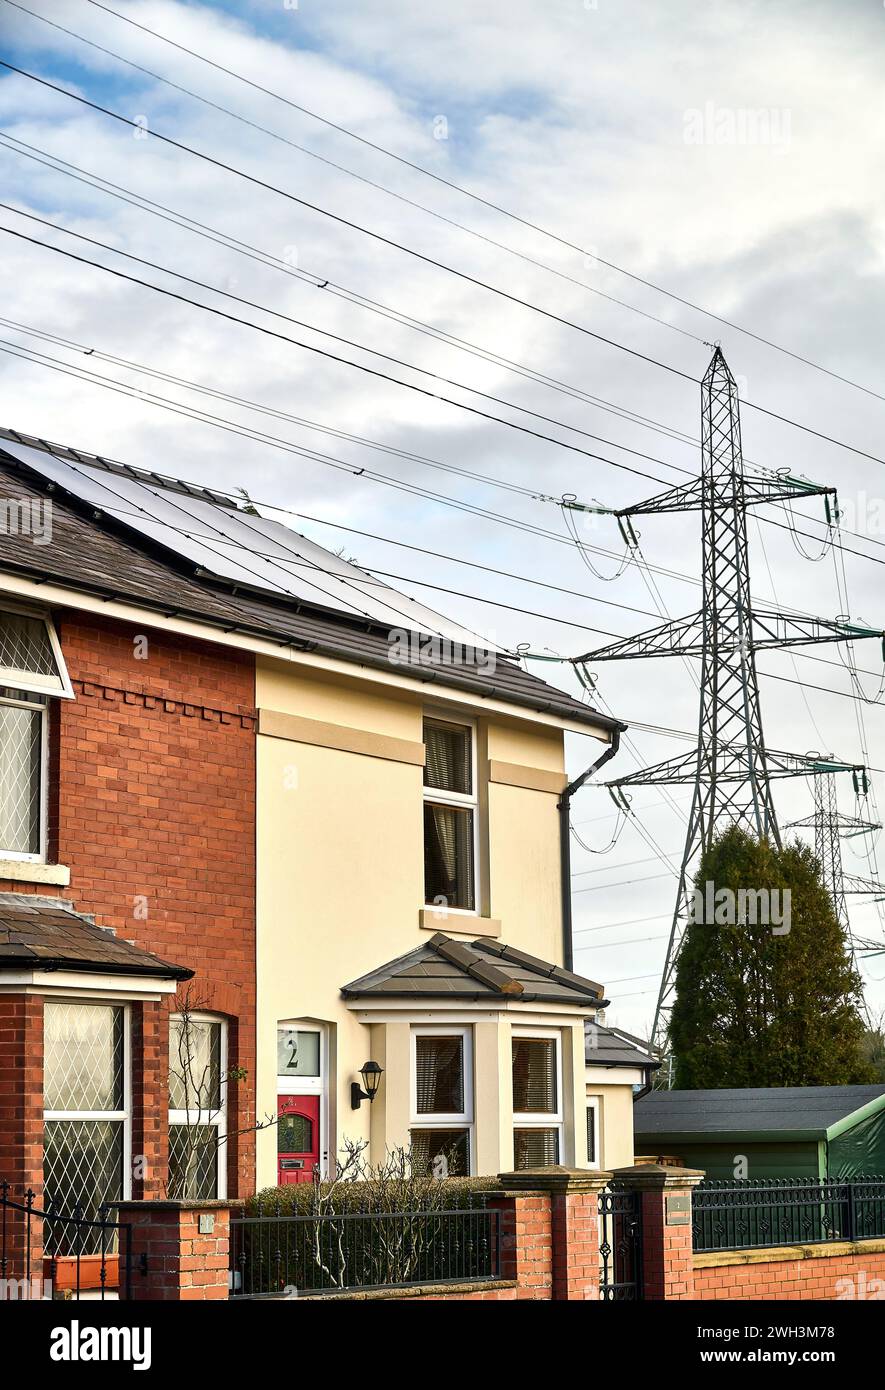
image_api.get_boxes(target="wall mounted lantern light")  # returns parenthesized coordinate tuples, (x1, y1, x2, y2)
(351, 1060, 384, 1110)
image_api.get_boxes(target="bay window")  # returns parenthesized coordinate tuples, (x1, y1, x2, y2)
(423, 717, 477, 912)
(168, 1014, 227, 1199)
(410, 1027, 473, 1176)
(512, 1032, 562, 1169)
(43, 1002, 129, 1240)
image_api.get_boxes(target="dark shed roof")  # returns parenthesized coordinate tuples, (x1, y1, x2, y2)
(0, 894, 192, 980)
(0, 431, 622, 733)
(633, 1085, 885, 1141)
(342, 933, 608, 1006)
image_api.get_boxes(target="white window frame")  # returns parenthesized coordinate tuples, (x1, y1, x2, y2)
(0, 604, 74, 699)
(168, 1012, 228, 1200)
(43, 1000, 132, 1202)
(422, 712, 480, 917)
(512, 1028, 563, 1165)
(585, 1096, 601, 1170)
(0, 687, 49, 862)
(410, 1024, 474, 1174)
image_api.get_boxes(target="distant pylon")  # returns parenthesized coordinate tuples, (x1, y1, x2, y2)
(788, 770, 885, 984)
(572, 347, 884, 1063)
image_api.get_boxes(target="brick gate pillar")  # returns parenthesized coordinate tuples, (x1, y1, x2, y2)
(610, 1164, 705, 1300)
(497, 1167, 612, 1300)
(114, 1200, 233, 1301)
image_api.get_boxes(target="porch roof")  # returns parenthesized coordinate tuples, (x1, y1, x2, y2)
(0, 894, 192, 980)
(585, 1020, 660, 1070)
(341, 932, 608, 1006)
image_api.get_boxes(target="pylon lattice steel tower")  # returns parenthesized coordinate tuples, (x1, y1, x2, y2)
(789, 772, 885, 965)
(573, 348, 883, 1060)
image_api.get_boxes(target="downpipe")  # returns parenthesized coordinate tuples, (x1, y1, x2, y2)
(558, 728, 622, 972)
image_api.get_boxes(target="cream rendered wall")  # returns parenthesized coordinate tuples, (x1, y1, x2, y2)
(586, 1082, 637, 1170)
(255, 655, 592, 1189)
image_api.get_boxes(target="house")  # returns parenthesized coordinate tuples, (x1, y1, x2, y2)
(633, 1084, 885, 1179)
(0, 426, 637, 1222)
(585, 1020, 659, 1170)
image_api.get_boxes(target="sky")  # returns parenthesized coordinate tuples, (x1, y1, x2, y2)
(2, 0, 885, 1038)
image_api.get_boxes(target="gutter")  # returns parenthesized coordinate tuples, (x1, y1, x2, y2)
(558, 727, 623, 972)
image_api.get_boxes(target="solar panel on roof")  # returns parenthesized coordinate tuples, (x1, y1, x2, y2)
(1, 438, 504, 649)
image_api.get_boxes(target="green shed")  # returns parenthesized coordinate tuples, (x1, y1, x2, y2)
(633, 1084, 885, 1180)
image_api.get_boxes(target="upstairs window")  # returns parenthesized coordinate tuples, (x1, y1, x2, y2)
(423, 717, 477, 911)
(0, 609, 72, 698)
(0, 609, 72, 861)
(0, 689, 46, 858)
(512, 1033, 562, 1169)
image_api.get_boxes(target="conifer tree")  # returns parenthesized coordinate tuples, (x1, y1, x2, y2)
(670, 826, 872, 1088)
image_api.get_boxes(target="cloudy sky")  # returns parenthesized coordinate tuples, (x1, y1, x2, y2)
(2, 0, 885, 1036)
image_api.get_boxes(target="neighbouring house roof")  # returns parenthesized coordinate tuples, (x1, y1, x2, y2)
(341, 932, 609, 1006)
(0, 430, 623, 734)
(0, 894, 192, 980)
(585, 1019, 660, 1070)
(633, 1084, 885, 1142)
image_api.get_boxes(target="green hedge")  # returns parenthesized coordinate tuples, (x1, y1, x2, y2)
(247, 1175, 496, 1216)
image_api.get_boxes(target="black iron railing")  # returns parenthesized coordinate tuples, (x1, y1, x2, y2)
(0, 1181, 132, 1299)
(230, 1204, 500, 1297)
(693, 1176, 885, 1252)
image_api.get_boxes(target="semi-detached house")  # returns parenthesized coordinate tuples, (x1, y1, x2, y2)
(0, 428, 651, 1273)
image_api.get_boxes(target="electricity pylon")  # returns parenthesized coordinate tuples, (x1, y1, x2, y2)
(572, 347, 884, 1063)
(788, 773, 885, 985)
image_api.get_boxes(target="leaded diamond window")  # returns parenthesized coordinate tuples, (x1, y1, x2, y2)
(0, 693, 44, 856)
(0, 610, 72, 697)
(168, 1125, 218, 1201)
(45, 1003, 124, 1112)
(43, 1003, 128, 1253)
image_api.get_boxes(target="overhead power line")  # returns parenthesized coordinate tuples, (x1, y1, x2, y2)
(4, 59, 885, 467)
(0, 130, 706, 463)
(0, 215, 684, 489)
(0, 0, 707, 352)
(7, 324, 875, 650)
(9, 324, 885, 689)
(46, 0, 885, 405)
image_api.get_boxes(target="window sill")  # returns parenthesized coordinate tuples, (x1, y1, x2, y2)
(0, 858, 71, 887)
(418, 908, 501, 938)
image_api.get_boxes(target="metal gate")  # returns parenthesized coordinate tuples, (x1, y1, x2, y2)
(598, 1183, 643, 1300)
(0, 1182, 132, 1300)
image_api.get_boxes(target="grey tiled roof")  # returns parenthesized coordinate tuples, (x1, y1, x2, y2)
(341, 932, 608, 1005)
(633, 1085, 885, 1139)
(0, 894, 192, 979)
(0, 430, 622, 733)
(585, 1020, 659, 1069)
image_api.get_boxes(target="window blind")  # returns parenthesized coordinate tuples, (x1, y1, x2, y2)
(512, 1038, 557, 1114)
(415, 1034, 464, 1114)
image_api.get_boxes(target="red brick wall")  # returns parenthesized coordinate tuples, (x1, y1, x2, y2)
(0, 994, 43, 1197)
(694, 1246, 885, 1300)
(0, 610, 257, 1197)
(117, 1202, 231, 1301)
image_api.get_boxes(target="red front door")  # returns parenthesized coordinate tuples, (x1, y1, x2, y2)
(277, 1095, 320, 1184)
